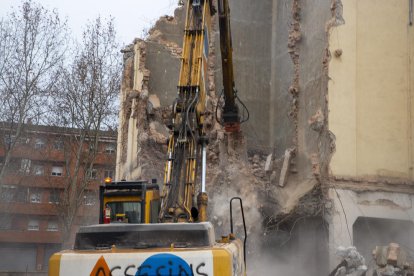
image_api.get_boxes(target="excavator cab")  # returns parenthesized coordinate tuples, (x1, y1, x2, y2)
(99, 179, 160, 224)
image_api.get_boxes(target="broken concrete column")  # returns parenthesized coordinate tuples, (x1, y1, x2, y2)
(278, 148, 295, 187)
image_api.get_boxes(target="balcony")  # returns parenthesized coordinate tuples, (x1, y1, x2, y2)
(0, 202, 58, 216)
(0, 230, 62, 243)
(1, 174, 66, 188)
(0, 201, 98, 219)
(8, 147, 65, 162)
(2, 147, 115, 165)
(77, 204, 98, 218)
(93, 153, 116, 165)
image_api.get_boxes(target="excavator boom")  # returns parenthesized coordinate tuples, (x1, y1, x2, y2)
(159, 0, 213, 223)
(218, 0, 240, 131)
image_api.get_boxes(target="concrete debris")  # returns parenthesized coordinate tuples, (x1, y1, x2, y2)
(264, 154, 273, 172)
(144, 6, 185, 59)
(287, 0, 301, 128)
(330, 246, 367, 276)
(372, 243, 414, 276)
(163, 15, 174, 22)
(334, 48, 343, 58)
(279, 148, 295, 187)
(311, 153, 321, 176)
(288, 85, 299, 96)
(148, 94, 161, 109)
(309, 108, 325, 132)
(326, 0, 345, 31)
(149, 121, 169, 144)
(331, 0, 345, 26)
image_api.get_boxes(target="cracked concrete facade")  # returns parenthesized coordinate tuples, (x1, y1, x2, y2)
(116, 0, 414, 273)
(327, 0, 414, 271)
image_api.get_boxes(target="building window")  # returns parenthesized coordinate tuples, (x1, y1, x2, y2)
(20, 159, 31, 174)
(34, 138, 46, 150)
(104, 144, 116, 154)
(28, 219, 39, 231)
(19, 137, 30, 144)
(84, 192, 96, 206)
(0, 216, 12, 230)
(3, 135, 15, 146)
(87, 168, 98, 179)
(104, 170, 114, 179)
(89, 143, 96, 153)
(15, 188, 28, 203)
(47, 221, 59, 232)
(51, 166, 63, 176)
(0, 185, 16, 202)
(33, 165, 44, 176)
(30, 191, 41, 203)
(53, 140, 64, 150)
(49, 190, 60, 204)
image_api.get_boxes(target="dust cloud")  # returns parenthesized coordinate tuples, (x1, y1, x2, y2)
(206, 133, 330, 275)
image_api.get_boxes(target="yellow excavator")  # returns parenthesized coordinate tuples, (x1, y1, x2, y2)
(49, 0, 248, 275)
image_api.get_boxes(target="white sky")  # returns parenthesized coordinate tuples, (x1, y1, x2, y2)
(0, 0, 178, 45)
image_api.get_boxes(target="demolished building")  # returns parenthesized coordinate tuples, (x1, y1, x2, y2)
(115, 0, 414, 274)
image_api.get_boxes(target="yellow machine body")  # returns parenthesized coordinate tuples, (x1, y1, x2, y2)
(49, 223, 245, 276)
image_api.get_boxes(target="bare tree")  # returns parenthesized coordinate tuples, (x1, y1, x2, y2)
(0, 1, 68, 184)
(49, 17, 121, 245)
(0, 19, 13, 80)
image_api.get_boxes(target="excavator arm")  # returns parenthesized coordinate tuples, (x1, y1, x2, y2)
(218, 0, 240, 132)
(159, 0, 213, 223)
(159, 0, 248, 223)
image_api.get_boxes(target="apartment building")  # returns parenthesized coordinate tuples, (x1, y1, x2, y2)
(0, 124, 116, 275)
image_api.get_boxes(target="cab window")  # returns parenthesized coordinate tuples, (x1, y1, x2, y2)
(107, 201, 141, 223)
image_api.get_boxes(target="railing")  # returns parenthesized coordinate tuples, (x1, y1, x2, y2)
(0, 202, 58, 216)
(0, 229, 61, 243)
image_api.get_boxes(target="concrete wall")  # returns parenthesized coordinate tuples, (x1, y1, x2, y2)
(146, 42, 181, 105)
(118, 0, 414, 184)
(296, 0, 333, 179)
(269, 0, 295, 155)
(329, 0, 414, 180)
(146, 8, 186, 106)
(118, 0, 335, 179)
(116, 8, 187, 182)
(328, 188, 414, 268)
(116, 42, 142, 181)
(326, 2, 414, 270)
(215, 0, 273, 148)
(221, 0, 334, 185)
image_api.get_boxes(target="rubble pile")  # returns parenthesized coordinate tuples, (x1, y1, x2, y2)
(371, 243, 414, 276)
(330, 246, 367, 276)
(207, 131, 265, 242)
